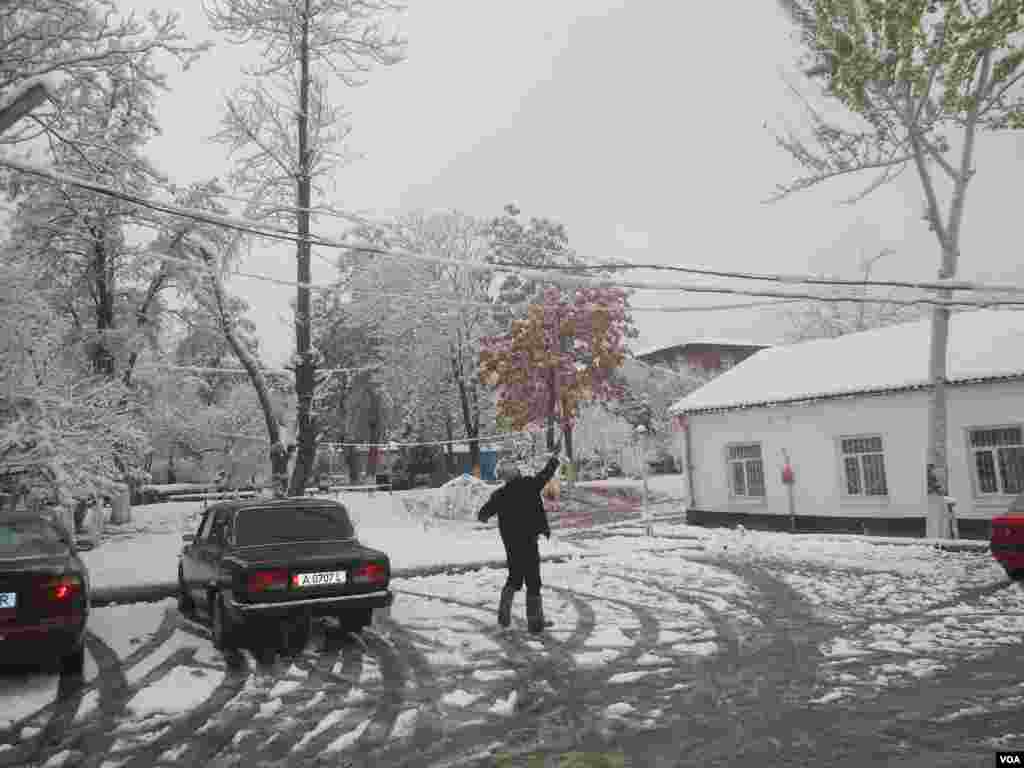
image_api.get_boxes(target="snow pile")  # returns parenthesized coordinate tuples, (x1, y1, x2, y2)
(677, 524, 1001, 581)
(423, 474, 496, 520)
(672, 308, 1024, 413)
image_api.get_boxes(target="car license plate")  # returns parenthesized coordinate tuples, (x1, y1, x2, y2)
(0, 592, 15, 609)
(295, 571, 346, 588)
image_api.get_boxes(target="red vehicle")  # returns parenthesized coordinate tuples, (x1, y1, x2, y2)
(991, 494, 1024, 580)
(0, 511, 90, 674)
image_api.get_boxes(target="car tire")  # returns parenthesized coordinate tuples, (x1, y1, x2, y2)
(61, 644, 85, 677)
(211, 593, 237, 651)
(177, 568, 196, 618)
(1008, 568, 1024, 582)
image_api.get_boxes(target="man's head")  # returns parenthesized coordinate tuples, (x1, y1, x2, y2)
(497, 460, 521, 483)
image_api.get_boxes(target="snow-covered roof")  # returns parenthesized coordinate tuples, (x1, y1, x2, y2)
(670, 309, 1024, 414)
(633, 337, 774, 358)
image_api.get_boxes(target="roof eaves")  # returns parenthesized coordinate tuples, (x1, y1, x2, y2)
(673, 371, 1024, 416)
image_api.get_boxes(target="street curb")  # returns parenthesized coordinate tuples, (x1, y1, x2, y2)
(89, 552, 596, 607)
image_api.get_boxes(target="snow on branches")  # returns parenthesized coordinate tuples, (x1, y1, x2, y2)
(479, 286, 629, 434)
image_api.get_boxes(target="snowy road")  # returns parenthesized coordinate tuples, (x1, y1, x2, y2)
(2, 532, 1023, 767)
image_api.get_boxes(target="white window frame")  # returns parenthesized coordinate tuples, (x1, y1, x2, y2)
(725, 442, 766, 499)
(967, 424, 1024, 497)
(838, 434, 889, 498)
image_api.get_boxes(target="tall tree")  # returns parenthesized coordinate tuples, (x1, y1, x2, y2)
(784, 248, 926, 340)
(772, 0, 1024, 536)
(206, 0, 406, 497)
(359, 211, 500, 473)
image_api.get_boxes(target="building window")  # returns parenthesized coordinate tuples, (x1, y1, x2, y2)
(840, 436, 888, 496)
(969, 426, 1024, 495)
(727, 443, 765, 497)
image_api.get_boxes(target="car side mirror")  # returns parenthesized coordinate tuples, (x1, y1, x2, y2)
(182, 533, 194, 544)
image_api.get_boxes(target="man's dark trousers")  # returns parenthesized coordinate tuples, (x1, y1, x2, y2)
(501, 533, 541, 596)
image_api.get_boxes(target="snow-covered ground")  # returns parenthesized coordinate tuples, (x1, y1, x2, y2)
(6, 485, 1023, 765)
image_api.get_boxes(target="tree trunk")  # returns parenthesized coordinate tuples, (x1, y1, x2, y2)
(167, 448, 176, 484)
(199, 247, 289, 495)
(917, 53, 989, 539)
(562, 417, 574, 485)
(546, 367, 557, 452)
(288, 0, 318, 497)
(123, 270, 167, 386)
(92, 238, 116, 376)
(444, 413, 456, 476)
(346, 446, 359, 484)
(451, 347, 481, 475)
(455, 377, 480, 474)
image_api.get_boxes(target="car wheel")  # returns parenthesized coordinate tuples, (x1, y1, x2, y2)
(1008, 568, 1024, 582)
(60, 644, 85, 677)
(177, 568, 196, 618)
(211, 593, 237, 651)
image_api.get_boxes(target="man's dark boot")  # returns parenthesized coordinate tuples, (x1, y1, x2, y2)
(526, 594, 551, 633)
(498, 586, 515, 627)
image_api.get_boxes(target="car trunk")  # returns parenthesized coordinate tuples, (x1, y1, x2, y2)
(0, 549, 81, 627)
(229, 539, 389, 605)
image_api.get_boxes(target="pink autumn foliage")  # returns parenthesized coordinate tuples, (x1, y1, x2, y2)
(479, 286, 629, 431)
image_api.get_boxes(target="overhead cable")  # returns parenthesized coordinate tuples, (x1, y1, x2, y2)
(5, 156, 1024, 308)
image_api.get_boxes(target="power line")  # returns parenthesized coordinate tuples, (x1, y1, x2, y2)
(487, 247, 1024, 297)
(6, 155, 1024, 309)
(204, 429, 539, 449)
(136, 363, 382, 376)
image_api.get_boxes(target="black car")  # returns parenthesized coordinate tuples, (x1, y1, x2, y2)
(178, 497, 393, 655)
(0, 511, 90, 674)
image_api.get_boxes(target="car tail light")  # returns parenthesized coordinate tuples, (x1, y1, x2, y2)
(352, 562, 387, 585)
(37, 574, 82, 604)
(247, 569, 289, 593)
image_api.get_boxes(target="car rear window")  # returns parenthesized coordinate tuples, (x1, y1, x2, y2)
(234, 505, 355, 546)
(0, 518, 64, 556)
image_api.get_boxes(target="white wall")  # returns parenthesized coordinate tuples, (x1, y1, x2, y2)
(686, 379, 1024, 520)
(948, 379, 1024, 519)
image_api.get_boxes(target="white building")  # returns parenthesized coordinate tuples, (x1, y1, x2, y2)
(668, 309, 1024, 538)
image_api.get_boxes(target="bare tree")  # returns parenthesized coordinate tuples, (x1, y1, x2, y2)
(785, 248, 926, 341)
(772, 0, 1024, 537)
(205, 0, 406, 496)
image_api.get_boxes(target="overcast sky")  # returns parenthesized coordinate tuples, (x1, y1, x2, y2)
(125, 0, 1024, 366)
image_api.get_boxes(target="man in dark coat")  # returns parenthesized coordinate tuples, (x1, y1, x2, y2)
(477, 441, 561, 633)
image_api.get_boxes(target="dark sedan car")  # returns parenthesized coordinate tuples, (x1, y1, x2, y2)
(178, 497, 393, 656)
(0, 511, 90, 674)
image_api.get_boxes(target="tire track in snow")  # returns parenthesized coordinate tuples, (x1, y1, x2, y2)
(3, 631, 130, 768)
(392, 583, 640, 764)
(217, 634, 363, 765)
(290, 630, 406, 760)
(116, 652, 249, 768)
